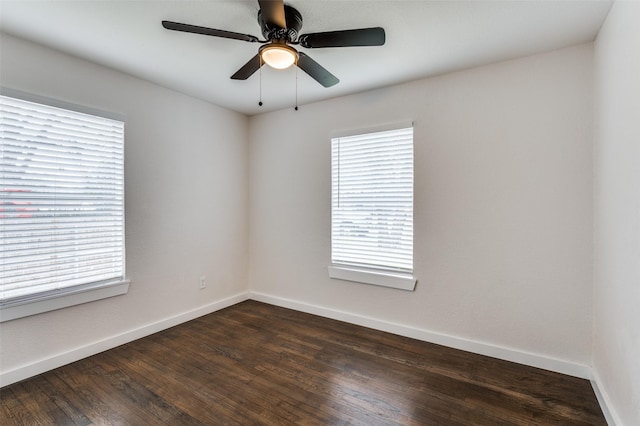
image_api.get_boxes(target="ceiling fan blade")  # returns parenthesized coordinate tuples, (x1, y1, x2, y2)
(231, 54, 263, 80)
(258, 0, 286, 28)
(298, 27, 385, 48)
(162, 21, 259, 43)
(297, 52, 339, 88)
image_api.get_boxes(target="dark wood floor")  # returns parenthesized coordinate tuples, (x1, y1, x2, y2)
(1, 300, 605, 425)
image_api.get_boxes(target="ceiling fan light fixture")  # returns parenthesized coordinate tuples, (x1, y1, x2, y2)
(260, 44, 298, 69)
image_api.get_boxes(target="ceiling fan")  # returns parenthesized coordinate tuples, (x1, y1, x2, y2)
(162, 0, 385, 88)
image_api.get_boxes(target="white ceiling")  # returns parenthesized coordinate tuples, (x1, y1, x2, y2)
(0, 0, 612, 116)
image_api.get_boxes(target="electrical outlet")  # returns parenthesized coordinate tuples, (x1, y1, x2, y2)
(199, 276, 206, 290)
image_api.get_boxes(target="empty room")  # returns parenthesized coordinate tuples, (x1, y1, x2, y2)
(0, 0, 638, 425)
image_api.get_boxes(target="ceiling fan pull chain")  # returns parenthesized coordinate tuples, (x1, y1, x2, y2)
(258, 55, 263, 107)
(294, 65, 299, 111)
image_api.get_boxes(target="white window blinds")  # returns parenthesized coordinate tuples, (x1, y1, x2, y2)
(0, 95, 125, 303)
(331, 126, 414, 274)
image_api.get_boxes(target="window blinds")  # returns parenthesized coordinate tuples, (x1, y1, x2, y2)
(331, 126, 414, 274)
(0, 95, 125, 303)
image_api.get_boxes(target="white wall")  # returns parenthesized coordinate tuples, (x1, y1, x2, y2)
(249, 44, 594, 374)
(0, 34, 250, 384)
(593, 1, 640, 425)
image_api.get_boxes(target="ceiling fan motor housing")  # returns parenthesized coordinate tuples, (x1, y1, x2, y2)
(258, 4, 303, 42)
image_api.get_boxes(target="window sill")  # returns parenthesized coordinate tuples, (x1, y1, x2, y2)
(328, 266, 416, 291)
(0, 279, 130, 323)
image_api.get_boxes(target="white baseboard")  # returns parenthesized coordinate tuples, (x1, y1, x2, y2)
(248, 291, 592, 380)
(2, 290, 597, 402)
(591, 369, 621, 426)
(0, 291, 249, 387)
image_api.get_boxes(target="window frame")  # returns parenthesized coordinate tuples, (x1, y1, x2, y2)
(329, 122, 417, 291)
(0, 88, 129, 322)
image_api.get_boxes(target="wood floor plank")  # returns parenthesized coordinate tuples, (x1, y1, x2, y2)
(9, 380, 68, 425)
(0, 387, 40, 425)
(0, 300, 606, 425)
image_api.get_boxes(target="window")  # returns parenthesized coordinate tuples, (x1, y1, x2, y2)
(330, 124, 416, 290)
(0, 93, 128, 322)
